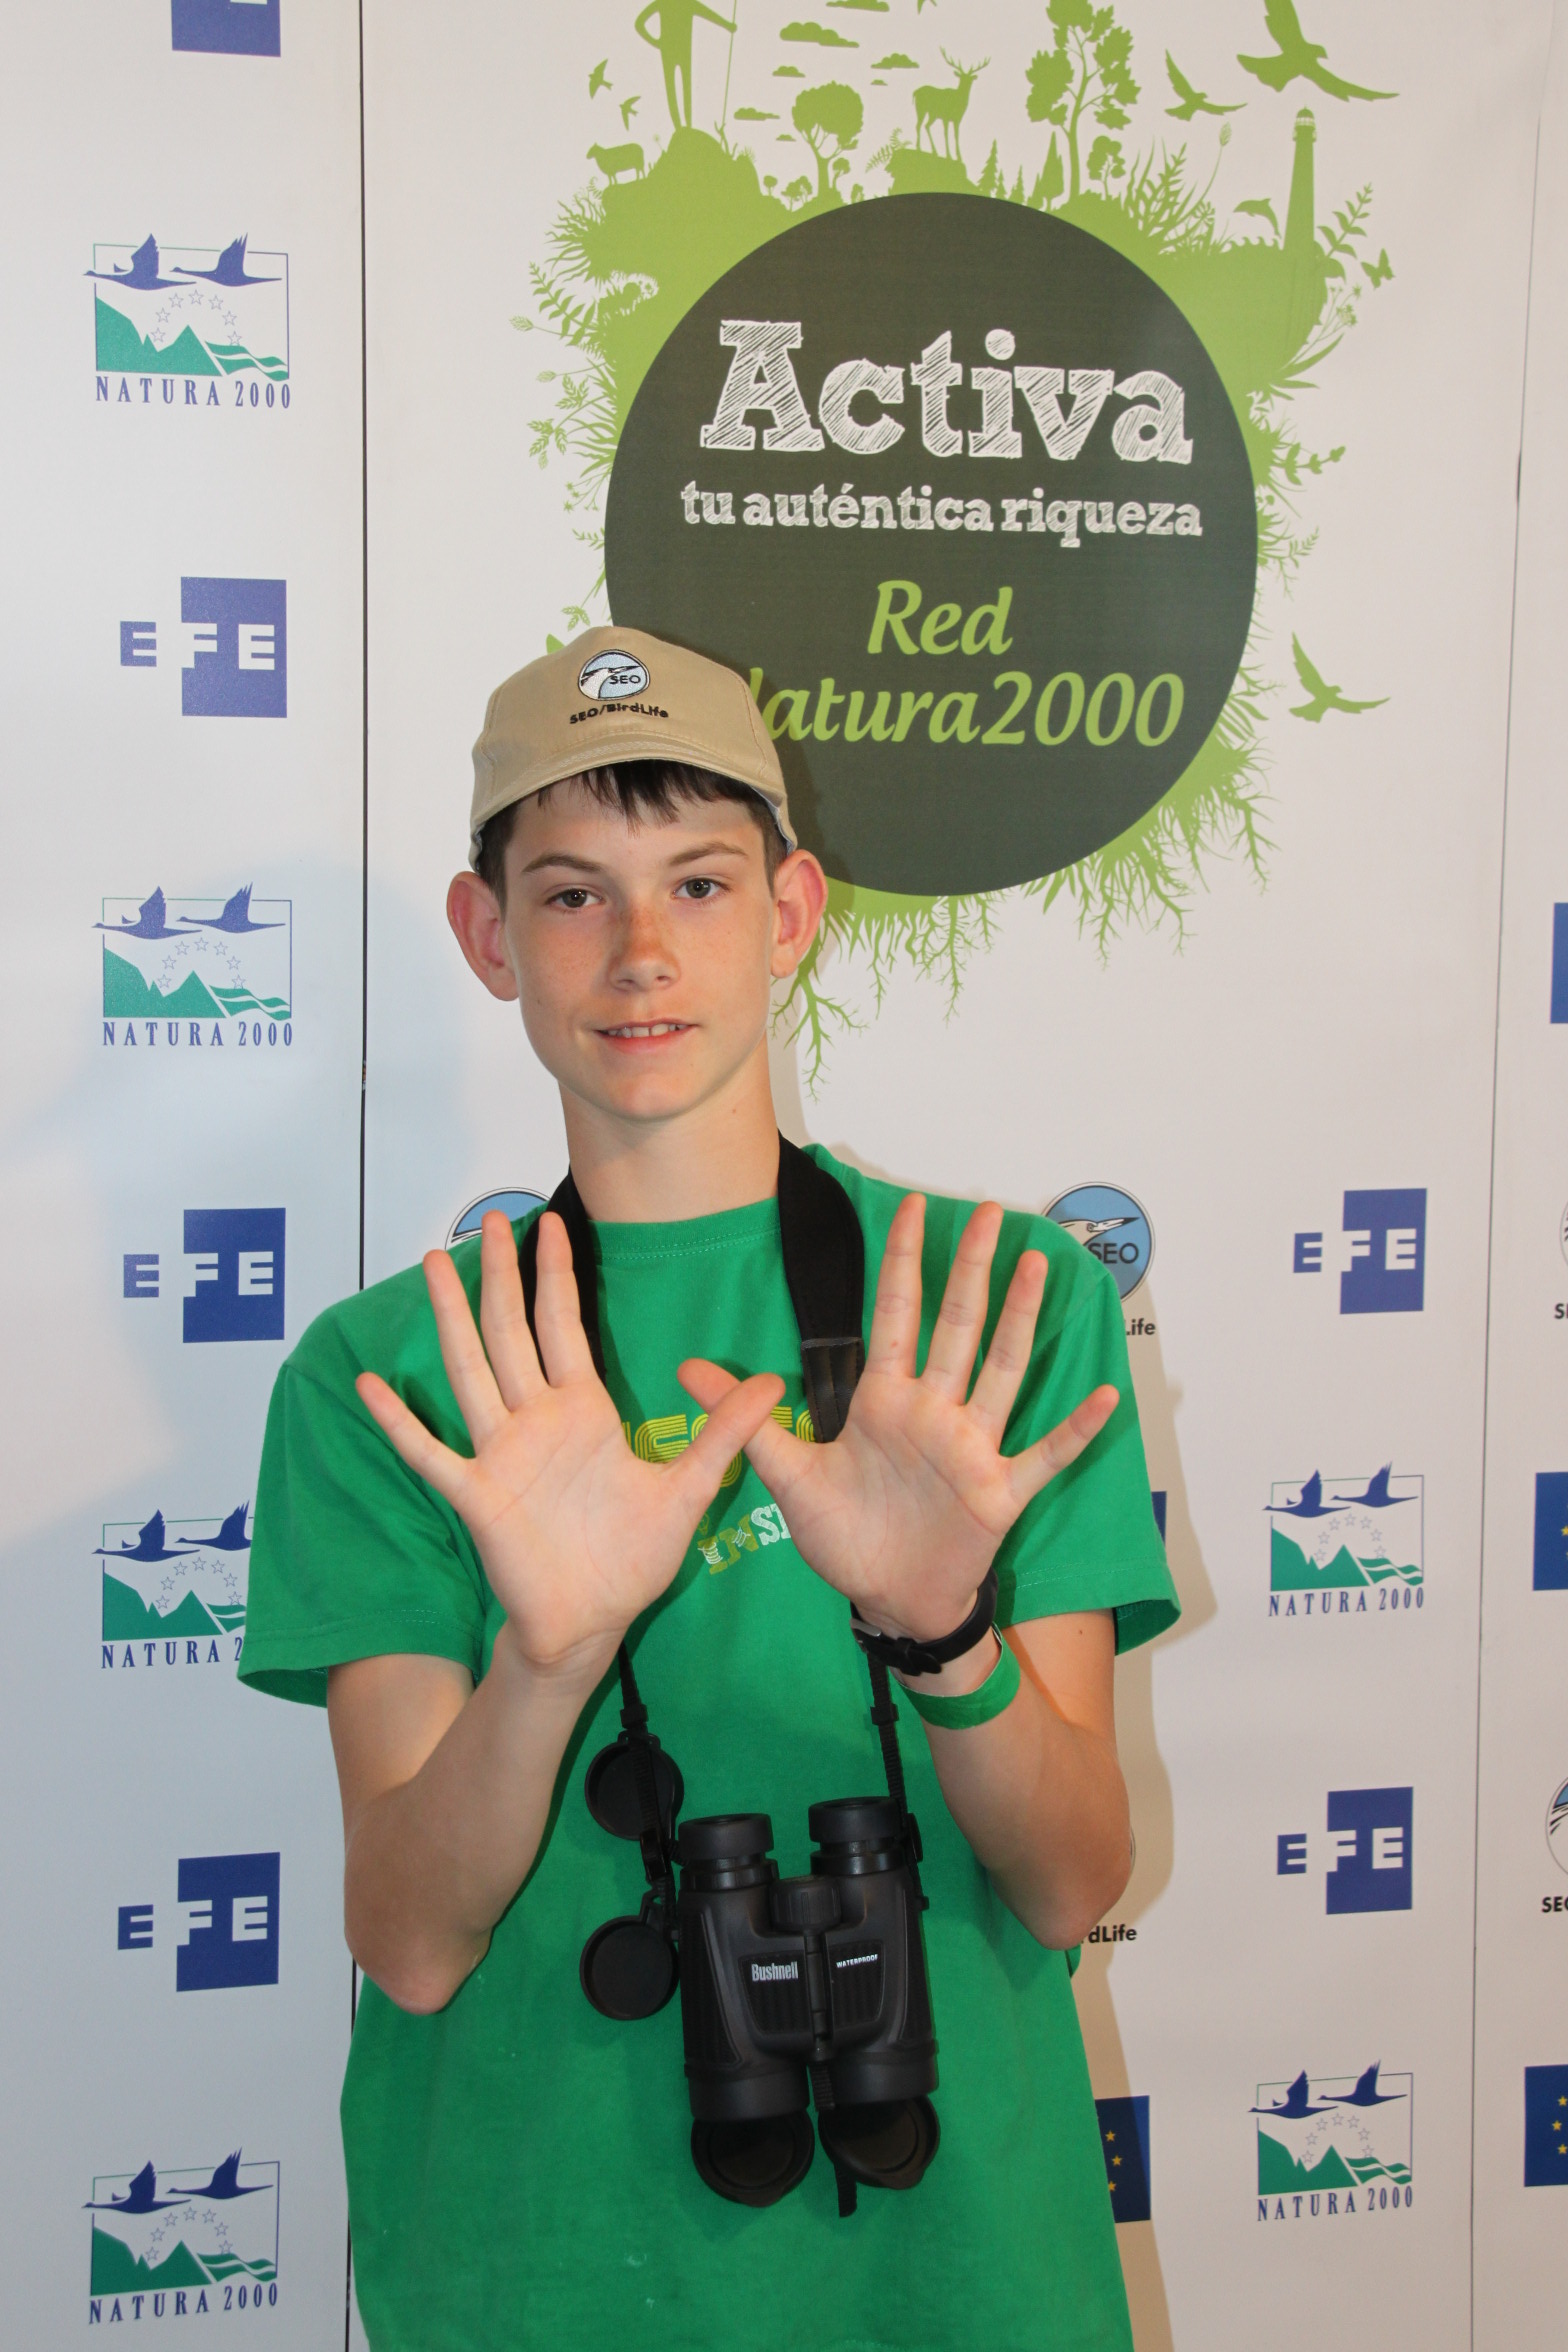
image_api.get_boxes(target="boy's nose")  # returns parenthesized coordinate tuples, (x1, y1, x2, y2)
(610, 900, 676, 988)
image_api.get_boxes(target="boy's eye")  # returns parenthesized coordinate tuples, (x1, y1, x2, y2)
(553, 888, 594, 910)
(678, 877, 719, 899)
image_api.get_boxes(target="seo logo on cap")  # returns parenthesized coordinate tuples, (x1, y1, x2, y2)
(1047, 1182, 1153, 1300)
(579, 649, 650, 701)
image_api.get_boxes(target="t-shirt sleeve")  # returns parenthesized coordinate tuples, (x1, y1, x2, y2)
(238, 1333, 490, 1708)
(992, 1238, 1178, 1654)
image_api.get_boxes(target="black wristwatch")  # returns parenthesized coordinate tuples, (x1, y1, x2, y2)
(851, 1566, 1000, 1679)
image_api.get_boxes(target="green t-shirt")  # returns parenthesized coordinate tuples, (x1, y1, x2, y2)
(241, 1145, 1177, 2352)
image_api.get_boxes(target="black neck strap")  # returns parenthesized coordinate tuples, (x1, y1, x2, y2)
(516, 1137, 925, 1907)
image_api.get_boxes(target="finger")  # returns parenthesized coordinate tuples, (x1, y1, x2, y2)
(921, 1200, 1005, 1400)
(423, 1248, 508, 1449)
(680, 1358, 802, 1489)
(1004, 1383, 1120, 1511)
(356, 1371, 475, 1509)
(863, 1193, 925, 1378)
(670, 1370, 787, 1504)
(478, 1211, 546, 1410)
(532, 1211, 598, 1386)
(968, 1246, 1048, 1436)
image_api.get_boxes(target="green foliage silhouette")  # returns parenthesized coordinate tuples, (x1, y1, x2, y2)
(792, 81, 863, 199)
(1026, 1, 1139, 202)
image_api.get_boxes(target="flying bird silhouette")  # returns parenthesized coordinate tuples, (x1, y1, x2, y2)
(1056, 1215, 1135, 1247)
(95, 889, 181, 941)
(96, 1512, 181, 1564)
(619, 94, 640, 126)
(1290, 638, 1388, 722)
(1331, 1466, 1413, 1510)
(1252, 2071, 1333, 2119)
(1329, 2063, 1405, 2109)
(1235, 196, 1280, 237)
(1238, 0, 1394, 101)
(175, 235, 279, 288)
(86, 236, 178, 291)
(1165, 53, 1243, 119)
(179, 885, 283, 936)
(179, 1503, 252, 1553)
(588, 57, 612, 96)
(178, 2152, 267, 2201)
(84, 2163, 187, 2214)
(1265, 1472, 1343, 1521)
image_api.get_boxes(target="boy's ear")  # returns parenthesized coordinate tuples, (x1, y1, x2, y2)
(769, 849, 830, 982)
(447, 870, 520, 1002)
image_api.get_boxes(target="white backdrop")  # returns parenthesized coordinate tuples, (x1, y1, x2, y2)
(2, 2, 1565, 2346)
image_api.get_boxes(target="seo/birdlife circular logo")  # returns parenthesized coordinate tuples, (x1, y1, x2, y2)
(1548, 1777, 1568, 1876)
(579, 649, 651, 701)
(605, 193, 1256, 896)
(1047, 1182, 1153, 1300)
(446, 1188, 547, 1249)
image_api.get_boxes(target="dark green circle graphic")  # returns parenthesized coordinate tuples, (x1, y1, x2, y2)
(606, 194, 1256, 896)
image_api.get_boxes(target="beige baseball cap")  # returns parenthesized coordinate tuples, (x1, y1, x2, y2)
(469, 624, 795, 862)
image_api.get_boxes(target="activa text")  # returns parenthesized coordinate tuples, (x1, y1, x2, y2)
(699, 323, 1193, 465)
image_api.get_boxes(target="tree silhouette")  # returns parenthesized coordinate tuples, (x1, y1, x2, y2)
(1029, 134, 1066, 209)
(1087, 133, 1125, 191)
(1025, 0, 1139, 203)
(791, 82, 863, 202)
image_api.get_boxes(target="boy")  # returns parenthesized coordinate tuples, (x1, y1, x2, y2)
(240, 625, 1178, 2351)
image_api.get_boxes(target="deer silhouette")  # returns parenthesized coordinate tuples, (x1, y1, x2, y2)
(914, 52, 988, 162)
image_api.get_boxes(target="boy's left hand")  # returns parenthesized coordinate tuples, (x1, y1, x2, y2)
(679, 1193, 1118, 1645)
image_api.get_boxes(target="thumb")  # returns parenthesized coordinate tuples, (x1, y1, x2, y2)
(672, 1370, 785, 1502)
(1008, 1382, 1120, 1508)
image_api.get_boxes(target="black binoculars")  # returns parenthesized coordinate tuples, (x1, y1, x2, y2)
(672, 1798, 939, 2208)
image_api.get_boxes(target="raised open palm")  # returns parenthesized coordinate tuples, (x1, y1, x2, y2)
(356, 1210, 785, 1674)
(681, 1194, 1118, 1647)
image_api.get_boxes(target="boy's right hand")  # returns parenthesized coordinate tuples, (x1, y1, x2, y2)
(355, 1209, 784, 1681)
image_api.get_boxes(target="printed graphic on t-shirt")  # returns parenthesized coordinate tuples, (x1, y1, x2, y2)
(700, 1501, 791, 1574)
(623, 1393, 810, 1574)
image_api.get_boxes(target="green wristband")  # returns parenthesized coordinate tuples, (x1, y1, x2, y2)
(903, 1631, 1021, 1730)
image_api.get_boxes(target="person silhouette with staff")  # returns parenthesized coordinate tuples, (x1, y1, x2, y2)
(635, 0, 736, 130)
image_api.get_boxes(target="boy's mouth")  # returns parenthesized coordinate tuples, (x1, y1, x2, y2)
(598, 1021, 693, 1040)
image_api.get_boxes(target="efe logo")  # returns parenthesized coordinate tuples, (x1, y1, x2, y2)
(1276, 1787, 1413, 1913)
(1293, 1188, 1426, 1313)
(120, 578, 286, 717)
(122, 1208, 285, 1343)
(117, 1852, 280, 1989)
(172, 0, 280, 57)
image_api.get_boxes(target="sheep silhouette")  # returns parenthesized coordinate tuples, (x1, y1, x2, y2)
(588, 140, 646, 183)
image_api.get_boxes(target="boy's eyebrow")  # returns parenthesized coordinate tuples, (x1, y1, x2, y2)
(518, 838, 751, 876)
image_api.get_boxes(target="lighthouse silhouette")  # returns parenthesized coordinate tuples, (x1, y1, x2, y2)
(1284, 109, 1321, 354)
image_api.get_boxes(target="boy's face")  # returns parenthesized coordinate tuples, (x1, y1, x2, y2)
(447, 782, 827, 1131)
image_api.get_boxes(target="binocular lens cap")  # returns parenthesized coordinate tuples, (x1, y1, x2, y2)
(818, 2097, 940, 2192)
(579, 1917, 678, 2021)
(690, 2113, 816, 2208)
(584, 1738, 684, 1842)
